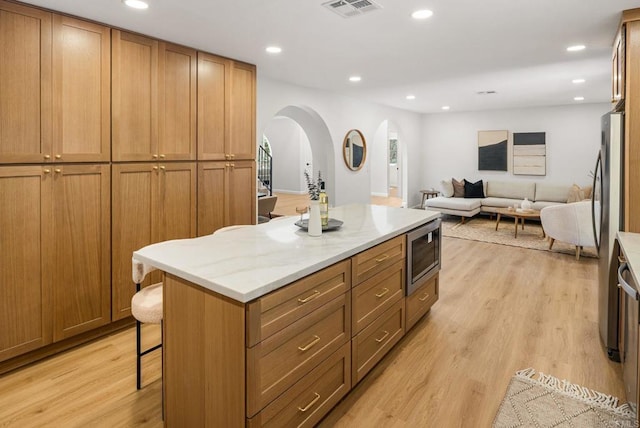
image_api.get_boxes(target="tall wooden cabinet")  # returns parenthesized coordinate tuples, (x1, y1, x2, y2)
(52, 164, 111, 340)
(112, 163, 197, 320)
(0, 1, 52, 164)
(615, 10, 640, 232)
(0, 164, 111, 361)
(197, 161, 256, 236)
(197, 53, 256, 161)
(53, 16, 111, 163)
(0, 167, 53, 361)
(112, 30, 196, 162)
(0, 1, 255, 369)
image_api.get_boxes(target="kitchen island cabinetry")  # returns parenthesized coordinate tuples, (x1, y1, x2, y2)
(134, 205, 441, 426)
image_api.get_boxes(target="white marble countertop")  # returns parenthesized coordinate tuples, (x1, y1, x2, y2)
(618, 231, 640, 288)
(133, 204, 440, 302)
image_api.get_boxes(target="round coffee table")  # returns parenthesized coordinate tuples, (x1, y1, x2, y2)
(494, 207, 545, 238)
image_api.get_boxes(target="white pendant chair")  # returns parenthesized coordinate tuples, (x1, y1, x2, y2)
(131, 258, 163, 390)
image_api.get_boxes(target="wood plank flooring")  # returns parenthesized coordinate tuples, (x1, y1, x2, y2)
(0, 237, 624, 427)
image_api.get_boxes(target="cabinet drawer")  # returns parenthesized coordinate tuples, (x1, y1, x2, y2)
(247, 343, 351, 428)
(352, 299, 404, 385)
(352, 259, 404, 335)
(406, 274, 438, 331)
(247, 293, 351, 417)
(352, 235, 405, 286)
(246, 260, 351, 347)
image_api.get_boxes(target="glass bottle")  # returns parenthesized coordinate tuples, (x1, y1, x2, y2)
(319, 181, 329, 227)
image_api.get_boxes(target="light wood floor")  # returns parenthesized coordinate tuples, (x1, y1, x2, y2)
(0, 238, 624, 427)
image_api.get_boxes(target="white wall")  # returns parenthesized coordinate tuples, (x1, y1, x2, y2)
(421, 103, 611, 190)
(258, 76, 424, 207)
(263, 117, 311, 193)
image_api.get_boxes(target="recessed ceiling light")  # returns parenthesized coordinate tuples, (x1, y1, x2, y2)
(572, 78, 586, 84)
(574, 96, 585, 101)
(406, 95, 416, 100)
(123, 0, 149, 9)
(412, 9, 433, 19)
(349, 76, 361, 82)
(441, 106, 450, 110)
(265, 46, 282, 54)
(567, 45, 586, 52)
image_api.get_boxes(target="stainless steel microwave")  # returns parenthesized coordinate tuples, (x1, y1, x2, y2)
(406, 219, 441, 296)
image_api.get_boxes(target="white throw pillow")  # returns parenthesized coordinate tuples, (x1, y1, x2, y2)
(440, 179, 454, 198)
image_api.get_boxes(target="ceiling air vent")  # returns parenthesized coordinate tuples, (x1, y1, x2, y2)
(322, 0, 383, 18)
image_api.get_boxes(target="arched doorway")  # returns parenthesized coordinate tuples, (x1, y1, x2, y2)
(260, 105, 335, 203)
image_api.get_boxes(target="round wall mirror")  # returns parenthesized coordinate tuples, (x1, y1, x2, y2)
(343, 129, 366, 171)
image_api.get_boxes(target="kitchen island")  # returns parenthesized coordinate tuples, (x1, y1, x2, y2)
(133, 204, 440, 427)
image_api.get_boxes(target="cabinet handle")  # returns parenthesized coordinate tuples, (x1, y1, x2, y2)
(44, 154, 51, 160)
(160, 166, 166, 171)
(375, 330, 389, 343)
(298, 335, 320, 352)
(54, 168, 62, 174)
(297, 393, 320, 413)
(375, 254, 389, 263)
(159, 154, 165, 159)
(153, 166, 159, 171)
(230, 154, 235, 159)
(375, 288, 389, 298)
(43, 169, 51, 174)
(152, 154, 158, 159)
(418, 292, 431, 302)
(225, 154, 230, 160)
(230, 163, 235, 168)
(55, 154, 61, 159)
(298, 290, 320, 304)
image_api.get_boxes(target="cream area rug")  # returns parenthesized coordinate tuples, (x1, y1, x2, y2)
(494, 369, 635, 428)
(441, 216, 597, 258)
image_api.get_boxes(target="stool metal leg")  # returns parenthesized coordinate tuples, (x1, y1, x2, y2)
(136, 319, 142, 390)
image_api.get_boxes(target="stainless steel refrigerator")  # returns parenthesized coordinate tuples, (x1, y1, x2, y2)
(596, 111, 624, 361)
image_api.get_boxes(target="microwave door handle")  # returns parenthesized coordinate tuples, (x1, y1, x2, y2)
(618, 262, 639, 300)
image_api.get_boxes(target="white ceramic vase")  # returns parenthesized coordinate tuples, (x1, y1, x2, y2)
(308, 200, 322, 237)
(521, 197, 532, 210)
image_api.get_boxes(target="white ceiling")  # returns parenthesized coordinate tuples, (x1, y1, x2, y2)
(22, 0, 639, 113)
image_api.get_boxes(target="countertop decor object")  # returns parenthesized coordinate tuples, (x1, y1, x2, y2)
(307, 200, 322, 236)
(295, 218, 343, 231)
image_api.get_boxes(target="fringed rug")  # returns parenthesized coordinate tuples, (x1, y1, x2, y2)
(493, 368, 636, 427)
(441, 216, 597, 258)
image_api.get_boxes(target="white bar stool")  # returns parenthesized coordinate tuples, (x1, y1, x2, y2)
(131, 258, 163, 390)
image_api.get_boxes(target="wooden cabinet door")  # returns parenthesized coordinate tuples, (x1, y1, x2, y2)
(0, 1, 52, 164)
(197, 53, 230, 161)
(112, 30, 158, 162)
(158, 43, 196, 161)
(0, 166, 53, 362)
(52, 164, 111, 341)
(229, 61, 256, 161)
(158, 162, 197, 242)
(228, 161, 256, 226)
(111, 163, 158, 320)
(197, 162, 227, 236)
(52, 16, 110, 163)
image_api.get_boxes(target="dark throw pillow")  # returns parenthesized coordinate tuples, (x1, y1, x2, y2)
(464, 179, 485, 198)
(452, 178, 465, 198)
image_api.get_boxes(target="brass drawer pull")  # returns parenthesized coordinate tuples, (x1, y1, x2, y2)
(375, 288, 389, 298)
(298, 290, 320, 304)
(298, 392, 320, 412)
(418, 292, 430, 302)
(375, 330, 389, 343)
(375, 254, 389, 263)
(298, 335, 320, 352)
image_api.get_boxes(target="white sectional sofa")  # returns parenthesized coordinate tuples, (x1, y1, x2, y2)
(423, 180, 576, 221)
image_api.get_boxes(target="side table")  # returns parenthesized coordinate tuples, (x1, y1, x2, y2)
(420, 189, 439, 208)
